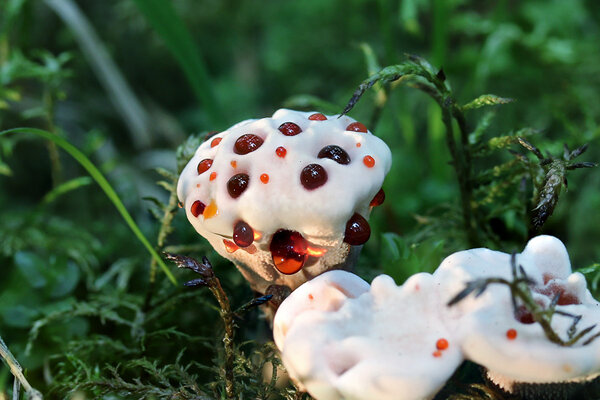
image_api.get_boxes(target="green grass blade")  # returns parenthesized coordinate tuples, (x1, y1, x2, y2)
(132, 0, 225, 126)
(0, 127, 177, 285)
(41, 176, 93, 204)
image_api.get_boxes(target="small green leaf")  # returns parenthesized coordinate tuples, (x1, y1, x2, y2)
(462, 94, 514, 111)
(41, 176, 93, 205)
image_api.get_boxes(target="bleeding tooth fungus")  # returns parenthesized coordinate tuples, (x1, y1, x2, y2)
(177, 109, 392, 295)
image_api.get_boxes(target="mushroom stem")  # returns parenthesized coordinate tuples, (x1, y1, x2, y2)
(165, 254, 236, 398)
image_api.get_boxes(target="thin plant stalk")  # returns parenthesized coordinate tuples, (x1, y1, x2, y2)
(0, 337, 43, 400)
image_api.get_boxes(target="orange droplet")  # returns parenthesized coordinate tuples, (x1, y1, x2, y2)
(223, 239, 238, 253)
(203, 201, 218, 219)
(260, 173, 269, 183)
(211, 137, 222, 147)
(196, 183, 201, 188)
(346, 122, 368, 133)
(177, 201, 183, 208)
(363, 155, 375, 168)
(436, 338, 449, 351)
(308, 113, 327, 121)
(356, 142, 362, 148)
(209, 172, 217, 181)
(308, 294, 314, 300)
(506, 329, 517, 340)
(433, 350, 442, 358)
(276, 146, 287, 158)
(230, 160, 237, 168)
(253, 231, 262, 241)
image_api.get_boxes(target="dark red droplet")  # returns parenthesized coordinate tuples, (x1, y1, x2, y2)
(346, 122, 368, 133)
(227, 173, 250, 198)
(203, 131, 219, 142)
(537, 284, 581, 306)
(318, 145, 351, 165)
(197, 159, 213, 174)
(370, 188, 385, 207)
(308, 113, 327, 121)
(300, 164, 328, 190)
(233, 220, 254, 248)
(270, 230, 308, 274)
(278, 122, 302, 136)
(234, 134, 264, 155)
(190, 200, 206, 217)
(344, 213, 371, 245)
(515, 305, 535, 324)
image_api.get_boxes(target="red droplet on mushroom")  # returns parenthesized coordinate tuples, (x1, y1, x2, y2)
(243, 244, 257, 254)
(308, 293, 314, 300)
(278, 122, 302, 136)
(300, 164, 328, 190)
(308, 113, 327, 121)
(223, 239, 239, 253)
(270, 230, 308, 275)
(260, 173, 269, 183)
(318, 145, 351, 165)
(190, 200, 206, 217)
(506, 329, 518, 340)
(233, 220, 254, 247)
(363, 155, 375, 168)
(436, 338, 449, 351)
(346, 122, 368, 133)
(432, 351, 442, 358)
(230, 160, 237, 168)
(515, 305, 535, 324)
(370, 188, 385, 206)
(227, 173, 250, 198)
(197, 159, 213, 174)
(276, 146, 287, 158)
(234, 134, 264, 154)
(203, 131, 219, 142)
(344, 213, 371, 245)
(209, 172, 217, 181)
(211, 137, 222, 147)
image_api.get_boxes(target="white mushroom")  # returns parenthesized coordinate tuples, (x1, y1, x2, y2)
(177, 109, 392, 293)
(274, 236, 600, 399)
(273, 270, 463, 400)
(436, 235, 600, 397)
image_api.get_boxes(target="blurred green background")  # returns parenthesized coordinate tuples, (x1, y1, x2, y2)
(1, 0, 600, 398)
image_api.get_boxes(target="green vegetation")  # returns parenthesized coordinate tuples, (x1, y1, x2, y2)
(1, 0, 600, 399)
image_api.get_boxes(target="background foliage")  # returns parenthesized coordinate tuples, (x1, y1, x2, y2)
(1, 0, 600, 399)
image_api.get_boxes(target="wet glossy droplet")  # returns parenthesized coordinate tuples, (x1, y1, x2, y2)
(227, 173, 250, 198)
(308, 113, 327, 121)
(233, 220, 254, 248)
(230, 160, 237, 168)
(318, 145, 351, 165)
(344, 213, 371, 245)
(276, 146, 287, 158)
(363, 155, 375, 168)
(370, 188, 385, 207)
(506, 329, 517, 340)
(190, 200, 206, 217)
(234, 134, 264, 155)
(346, 122, 368, 133)
(270, 230, 308, 275)
(433, 351, 442, 358)
(223, 239, 238, 253)
(436, 338, 449, 350)
(209, 171, 217, 181)
(278, 122, 302, 136)
(211, 137, 222, 147)
(197, 159, 213, 175)
(203, 201, 218, 219)
(260, 173, 269, 183)
(177, 201, 183, 208)
(300, 164, 328, 190)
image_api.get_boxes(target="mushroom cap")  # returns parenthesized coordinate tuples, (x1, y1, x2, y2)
(435, 235, 600, 383)
(177, 109, 392, 292)
(273, 271, 463, 400)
